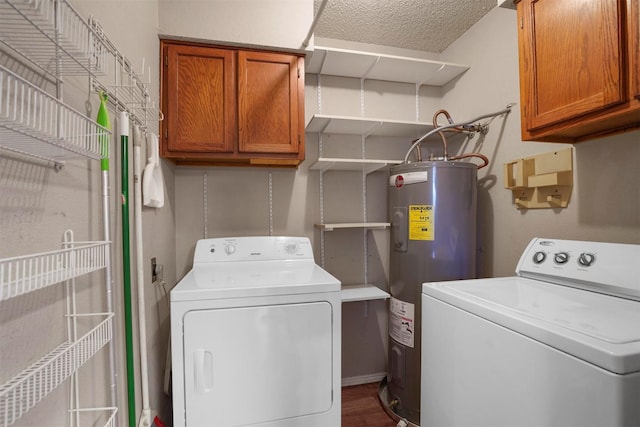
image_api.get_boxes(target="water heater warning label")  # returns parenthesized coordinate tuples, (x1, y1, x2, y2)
(409, 205, 434, 241)
(389, 297, 415, 348)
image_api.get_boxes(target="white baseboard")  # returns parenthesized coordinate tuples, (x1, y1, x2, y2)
(341, 372, 387, 387)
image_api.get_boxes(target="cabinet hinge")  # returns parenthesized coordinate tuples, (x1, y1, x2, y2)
(297, 67, 301, 78)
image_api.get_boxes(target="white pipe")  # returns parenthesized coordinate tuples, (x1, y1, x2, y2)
(302, 0, 329, 48)
(133, 125, 152, 427)
(103, 153, 119, 425)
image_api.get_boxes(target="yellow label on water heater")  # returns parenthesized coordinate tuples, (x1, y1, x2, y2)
(409, 204, 434, 240)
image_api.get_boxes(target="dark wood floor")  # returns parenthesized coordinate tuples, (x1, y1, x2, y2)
(342, 382, 397, 427)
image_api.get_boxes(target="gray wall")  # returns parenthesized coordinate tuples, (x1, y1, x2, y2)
(158, 0, 313, 52)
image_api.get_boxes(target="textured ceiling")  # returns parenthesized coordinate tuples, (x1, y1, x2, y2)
(313, 0, 498, 53)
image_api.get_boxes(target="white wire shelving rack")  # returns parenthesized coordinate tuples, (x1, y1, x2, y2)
(0, 233, 115, 427)
(0, 0, 111, 170)
(0, 0, 108, 78)
(0, 65, 109, 168)
(88, 17, 163, 130)
(0, 0, 124, 426)
(0, 240, 110, 302)
(0, 311, 114, 426)
(0, 0, 163, 170)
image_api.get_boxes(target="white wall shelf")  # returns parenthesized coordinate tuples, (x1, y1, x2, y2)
(342, 284, 390, 302)
(306, 114, 432, 138)
(306, 45, 448, 308)
(315, 222, 390, 231)
(306, 46, 469, 86)
(309, 157, 401, 173)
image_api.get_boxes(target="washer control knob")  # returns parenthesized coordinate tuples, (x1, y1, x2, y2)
(224, 243, 236, 255)
(554, 252, 569, 265)
(533, 251, 546, 264)
(578, 252, 596, 267)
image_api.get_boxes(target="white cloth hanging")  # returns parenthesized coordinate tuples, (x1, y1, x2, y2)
(142, 132, 165, 208)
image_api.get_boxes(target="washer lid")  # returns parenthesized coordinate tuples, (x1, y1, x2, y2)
(172, 259, 341, 301)
(422, 277, 640, 374)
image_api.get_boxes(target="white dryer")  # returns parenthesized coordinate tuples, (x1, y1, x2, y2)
(171, 236, 341, 427)
(421, 238, 640, 427)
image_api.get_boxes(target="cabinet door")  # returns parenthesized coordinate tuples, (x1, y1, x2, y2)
(518, 0, 626, 131)
(163, 44, 236, 154)
(632, 0, 640, 100)
(237, 51, 303, 154)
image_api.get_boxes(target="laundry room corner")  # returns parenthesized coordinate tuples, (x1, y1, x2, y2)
(2, 0, 639, 426)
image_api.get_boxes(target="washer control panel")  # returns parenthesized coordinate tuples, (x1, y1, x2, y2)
(532, 249, 596, 267)
(193, 236, 314, 263)
(516, 238, 640, 300)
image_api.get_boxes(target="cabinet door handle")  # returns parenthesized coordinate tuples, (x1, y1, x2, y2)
(193, 349, 214, 393)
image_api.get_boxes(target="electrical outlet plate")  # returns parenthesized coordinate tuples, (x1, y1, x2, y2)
(151, 257, 157, 282)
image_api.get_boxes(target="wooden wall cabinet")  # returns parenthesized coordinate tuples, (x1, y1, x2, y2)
(161, 41, 305, 166)
(515, 0, 640, 142)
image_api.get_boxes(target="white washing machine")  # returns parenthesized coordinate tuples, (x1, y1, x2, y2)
(421, 238, 640, 427)
(171, 236, 341, 427)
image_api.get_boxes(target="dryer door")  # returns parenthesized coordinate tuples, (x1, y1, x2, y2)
(182, 301, 334, 426)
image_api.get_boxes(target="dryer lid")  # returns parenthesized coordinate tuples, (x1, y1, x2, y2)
(172, 260, 340, 301)
(172, 236, 341, 301)
(423, 277, 640, 374)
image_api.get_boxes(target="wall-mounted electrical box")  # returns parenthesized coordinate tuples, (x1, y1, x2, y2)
(504, 147, 573, 209)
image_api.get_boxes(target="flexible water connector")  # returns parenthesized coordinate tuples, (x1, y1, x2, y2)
(403, 103, 515, 163)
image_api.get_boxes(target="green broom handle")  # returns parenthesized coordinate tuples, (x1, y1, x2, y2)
(120, 112, 136, 427)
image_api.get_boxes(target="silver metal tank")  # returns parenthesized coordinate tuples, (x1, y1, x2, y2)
(385, 161, 478, 425)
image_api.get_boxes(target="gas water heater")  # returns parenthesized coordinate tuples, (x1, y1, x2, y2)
(386, 160, 478, 425)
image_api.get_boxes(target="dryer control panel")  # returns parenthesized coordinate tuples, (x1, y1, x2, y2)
(193, 236, 314, 263)
(516, 238, 640, 301)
